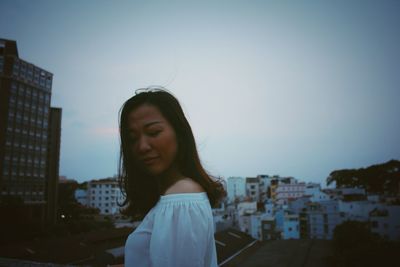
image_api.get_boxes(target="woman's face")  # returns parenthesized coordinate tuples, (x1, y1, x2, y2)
(127, 103, 179, 178)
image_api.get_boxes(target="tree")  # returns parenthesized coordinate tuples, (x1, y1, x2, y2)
(326, 159, 400, 194)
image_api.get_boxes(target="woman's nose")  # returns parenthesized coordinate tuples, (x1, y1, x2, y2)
(137, 136, 151, 153)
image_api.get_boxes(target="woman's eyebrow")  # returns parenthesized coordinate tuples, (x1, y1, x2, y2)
(129, 121, 162, 133)
(144, 121, 162, 128)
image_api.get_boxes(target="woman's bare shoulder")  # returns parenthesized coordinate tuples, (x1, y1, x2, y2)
(164, 178, 205, 195)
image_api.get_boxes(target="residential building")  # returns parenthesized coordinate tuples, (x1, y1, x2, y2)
(250, 212, 270, 240)
(87, 178, 125, 215)
(226, 176, 246, 203)
(303, 200, 342, 240)
(269, 176, 297, 202)
(370, 205, 400, 241)
(264, 202, 274, 216)
(283, 214, 300, 239)
(261, 217, 277, 240)
(246, 177, 260, 201)
(257, 174, 271, 202)
(304, 183, 330, 202)
(338, 200, 383, 222)
(237, 201, 257, 216)
(275, 182, 306, 205)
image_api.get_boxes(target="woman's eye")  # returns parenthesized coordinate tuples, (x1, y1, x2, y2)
(148, 131, 161, 137)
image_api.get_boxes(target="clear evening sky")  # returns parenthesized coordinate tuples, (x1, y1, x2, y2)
(1, 0, 399, 185)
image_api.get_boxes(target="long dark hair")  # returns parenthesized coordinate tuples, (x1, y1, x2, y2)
(118, 87, 226, 219)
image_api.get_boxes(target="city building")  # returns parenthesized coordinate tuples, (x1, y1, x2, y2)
(87, 177, 125, 215)
(269, 176, 297, 202)
(275, 182, 306, 205)
(249, 212, 270, 240)
(0, 38, 61, 226)
(226, 176, 246, 203)
(338, 199, 383, 222)
(246, 177, 260, 201)
(370, 206, 400, 241)
(302, 200, 342, 240)
(261, 217, 277, 240)
(283, 214, 300, 239)
(304, 183, 330, 202)
(45, 107, 62, 225)
(257, 174, 271, 202)
(237, 201, 257, 216)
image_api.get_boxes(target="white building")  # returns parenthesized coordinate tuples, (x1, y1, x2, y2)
(238, 211, 270, 240)
(250, 213, 270, 240)
(304, 183, 330, 202)
(237, 201, 257, 216)
(88, 178, 125, 215)
(275, 183, 306, 205)
(227, 177, 246, 203)
(270, 176, 297, 202)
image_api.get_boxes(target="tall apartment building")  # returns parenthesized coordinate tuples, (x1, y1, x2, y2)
(0, 39, 61, 225)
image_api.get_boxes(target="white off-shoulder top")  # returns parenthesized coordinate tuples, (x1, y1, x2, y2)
(124, 192, 218, 267)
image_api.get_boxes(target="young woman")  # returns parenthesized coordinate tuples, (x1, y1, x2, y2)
(119, 88, 226, 267)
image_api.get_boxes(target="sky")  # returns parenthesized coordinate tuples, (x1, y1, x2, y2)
(1, 0, 399, 185)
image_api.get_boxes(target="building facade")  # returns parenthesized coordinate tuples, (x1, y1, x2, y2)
(0, 39, 61, 225)
(246, 177, 260, 201)
(87, 178, 125, 215)
(275, 183, 306, 205)
(283, 214, 300, 239)
(227, 176, 246, 203)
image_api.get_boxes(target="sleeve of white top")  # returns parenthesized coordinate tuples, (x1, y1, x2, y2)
(149, 201, 213, 267)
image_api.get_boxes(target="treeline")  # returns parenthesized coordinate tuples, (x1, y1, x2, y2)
(326, 159, 400, 194)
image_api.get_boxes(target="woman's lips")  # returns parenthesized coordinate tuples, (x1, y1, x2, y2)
(142, 157, 159, 165)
